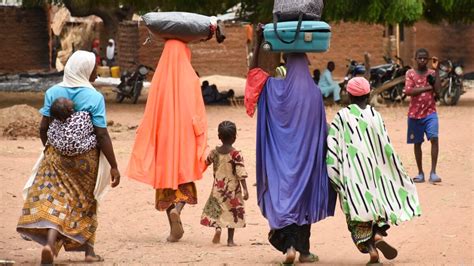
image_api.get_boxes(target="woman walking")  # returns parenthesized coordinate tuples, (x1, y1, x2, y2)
(17, 50, 120, 264)
(126, 39, 208, 242)
(245, 26, 336, 264)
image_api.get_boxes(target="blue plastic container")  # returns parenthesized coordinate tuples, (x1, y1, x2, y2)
(263, 21, 331, 53)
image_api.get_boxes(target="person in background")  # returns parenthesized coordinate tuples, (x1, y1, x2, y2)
(319, 61, 341, 103)
(91, 39, 101, 66)
(313, 69, 321, 85)
(404, 48, 441, 184)
(106, 39, 115, 67)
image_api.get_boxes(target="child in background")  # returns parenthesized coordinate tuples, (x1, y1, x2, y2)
(200, 121, 249, 246)
(404, 48, 441, 183)
(47, 97, 97, 156)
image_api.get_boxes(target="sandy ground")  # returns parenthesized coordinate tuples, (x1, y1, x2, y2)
(0, 88, 473, 265)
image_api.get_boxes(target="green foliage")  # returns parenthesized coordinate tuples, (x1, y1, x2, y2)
(21, 0, 473, 24)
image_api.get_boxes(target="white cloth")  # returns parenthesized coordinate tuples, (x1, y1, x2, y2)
(22, 151, 111, 202)
(58, 50, 96, 89)
(106, 39, 115, 60)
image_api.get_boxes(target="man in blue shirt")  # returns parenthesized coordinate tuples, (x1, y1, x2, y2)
(319, 61, 341, 103)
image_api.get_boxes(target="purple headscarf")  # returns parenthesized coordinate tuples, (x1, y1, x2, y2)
(256, 53, 336, 229)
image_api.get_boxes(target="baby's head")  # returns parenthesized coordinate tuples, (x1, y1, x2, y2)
(218, 120, 237, 145)
(50, 97, 74, 121)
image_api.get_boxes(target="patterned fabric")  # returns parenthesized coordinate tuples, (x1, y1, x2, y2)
(155, 182, 197, 211)
(47, 111, 97, 156)
(404, 69, 437, 119)
(327, 105, 421, 225)
(346, 215, 389, 253)
(17, 146, 99, 252)
(273, 0, 323, 20)
(201, 149, 248, 228)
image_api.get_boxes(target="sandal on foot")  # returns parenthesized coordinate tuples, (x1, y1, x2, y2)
(299, 253, 319, 263)
(429, 172, 442, 184)
(283, 247, 296, 264)
(413, 173, 425, 183)
(169, 209, 184, 240)
(85, 254, 104, 263)
(375, 240, 398, 260)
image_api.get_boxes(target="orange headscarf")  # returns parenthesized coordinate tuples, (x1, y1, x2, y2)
(126, 39, 208, 189)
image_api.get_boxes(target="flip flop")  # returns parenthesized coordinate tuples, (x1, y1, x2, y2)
(413, 173, 425, 183)
(169, 209, 184, 240)
(282, 247, 296, 265)
(375, 240, 398, 260)
(429, 172, 442, 184)
(85, 254, 104, 262)
(299, 253, 319, 263)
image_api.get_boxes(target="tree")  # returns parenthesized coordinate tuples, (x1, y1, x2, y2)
(238, 0, 473, 24)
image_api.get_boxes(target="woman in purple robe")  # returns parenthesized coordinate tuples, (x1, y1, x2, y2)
(245, 27, 336, 264)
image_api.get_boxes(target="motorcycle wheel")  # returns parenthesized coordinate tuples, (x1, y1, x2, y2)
(441, 83, 461, 105)
(132, 84, 143, 104)
(390, 83, 406, 103)
(116, 92, 125, 103)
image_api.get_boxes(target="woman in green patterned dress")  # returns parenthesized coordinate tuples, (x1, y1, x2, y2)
(326, 77, 421, 264)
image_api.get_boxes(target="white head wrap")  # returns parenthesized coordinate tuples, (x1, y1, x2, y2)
(106, 39, 115, 60)
(59, 50, 96, 89)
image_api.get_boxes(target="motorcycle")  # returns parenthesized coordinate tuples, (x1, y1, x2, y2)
(339, 59, 367, 103)
(369, 56, 410, 103)
(115, 64, 154, 104)
(437, 59, 464, 106)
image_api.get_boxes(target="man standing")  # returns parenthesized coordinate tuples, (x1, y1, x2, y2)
(319, 61, 341, 103)
(404, 48, 441, 184)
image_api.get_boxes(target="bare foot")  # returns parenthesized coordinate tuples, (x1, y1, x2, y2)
(212, 228, 221, 244)
(169, 209, 184, 241)
(167, 235, 179, 242)
(368, 244, 380, 264)
(283, 247, 296, 264)
(41, 245, 54, 264)
(227, 240, 237, 247)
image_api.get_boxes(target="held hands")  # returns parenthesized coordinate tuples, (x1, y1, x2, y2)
(243, 189, 249, 201)
(256, 23, 264, 44)
(110, 168, 121, 188)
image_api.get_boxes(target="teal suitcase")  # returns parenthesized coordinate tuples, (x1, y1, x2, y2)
(263, 21, 331, 53)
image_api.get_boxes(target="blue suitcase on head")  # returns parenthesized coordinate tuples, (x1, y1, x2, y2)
(263, 21, 331, 53)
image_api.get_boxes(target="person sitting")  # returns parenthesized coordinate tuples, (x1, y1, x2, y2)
(313, 69, 321, 85)
(319, 61, 341, 103)
(201, 80, 235, 105)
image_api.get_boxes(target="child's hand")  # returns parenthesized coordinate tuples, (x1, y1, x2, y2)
(243, 189, 249, 200)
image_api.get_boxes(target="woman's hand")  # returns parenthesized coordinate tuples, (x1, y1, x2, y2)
(110, 168, 121, 187)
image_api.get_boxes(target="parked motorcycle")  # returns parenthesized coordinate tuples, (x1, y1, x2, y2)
(369, 56, 410, 103)
(115, 65, 154, 104)
(436, 59, 464, 106)
(339, 59, 367, 103)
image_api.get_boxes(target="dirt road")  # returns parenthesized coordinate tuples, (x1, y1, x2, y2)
(0, 89, 472, 265)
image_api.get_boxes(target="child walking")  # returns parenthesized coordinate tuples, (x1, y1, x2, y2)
(200, 121, 249, 246)
(404, 48, 441, 183)
(326, 77, 421, 264)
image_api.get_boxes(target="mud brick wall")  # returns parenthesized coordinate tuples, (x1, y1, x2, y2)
(0, 7, 50, 73)
(402, 21, 474, 73)
(137, 24, 249, 78)
(117, 21, 140, 71)
(308, 22, 386, 78)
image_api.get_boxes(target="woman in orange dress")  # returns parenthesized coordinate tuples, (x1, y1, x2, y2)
(126, 39, 208, 242)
